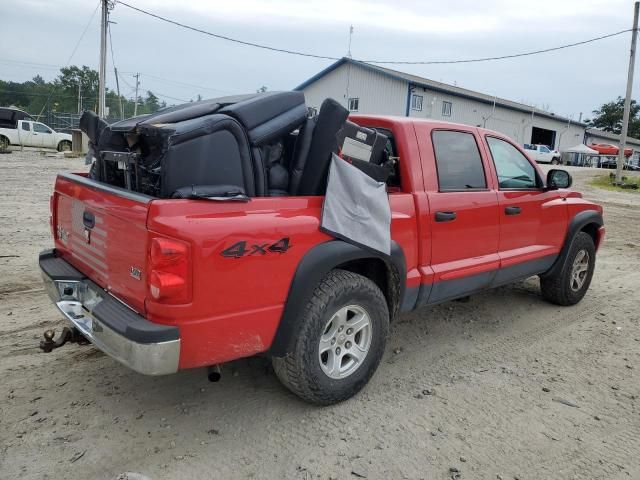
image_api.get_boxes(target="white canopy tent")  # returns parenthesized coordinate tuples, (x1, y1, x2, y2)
(564, 144, 599, 154)
(562, 144, 599, 167)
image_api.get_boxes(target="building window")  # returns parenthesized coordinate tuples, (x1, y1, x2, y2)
(442, 101, 452, 117)
(348, 98, 359, 112)
(411, 95, 423, 111)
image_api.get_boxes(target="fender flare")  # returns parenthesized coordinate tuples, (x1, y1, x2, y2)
(268, 240, 406, 357)
(541, 209, 603, 279)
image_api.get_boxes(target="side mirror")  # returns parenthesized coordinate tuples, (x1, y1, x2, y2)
(547, 169, 572, 190)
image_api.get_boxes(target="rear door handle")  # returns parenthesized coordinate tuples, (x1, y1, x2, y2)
(505, 206, 521, 215)
(435, 211, 457, 222)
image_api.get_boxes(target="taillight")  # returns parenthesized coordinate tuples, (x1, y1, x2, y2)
(50, 194, 56, 238)
(148, 236, 191, 304)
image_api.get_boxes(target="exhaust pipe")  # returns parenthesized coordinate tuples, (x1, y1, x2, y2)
(207, 365, 222, 382)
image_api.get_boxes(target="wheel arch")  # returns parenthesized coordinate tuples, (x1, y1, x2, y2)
(541, 209, 603, 279)
(268, 240, 406, 357)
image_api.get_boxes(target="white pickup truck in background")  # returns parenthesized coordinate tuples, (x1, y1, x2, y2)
(523, 143, 562, 164)
(0, 120, 72, 151)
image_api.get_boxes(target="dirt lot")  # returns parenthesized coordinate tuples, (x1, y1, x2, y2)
(1, 150, 639, 480)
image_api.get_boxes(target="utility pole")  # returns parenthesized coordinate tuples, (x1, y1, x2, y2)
(616, 1, 639, 183)
(114, 67, 124, 120)
(98, 0, 108, 118)
(347, 25, 354, 58)
(133, 73, 140, 117)
(77, 82, 82, 114)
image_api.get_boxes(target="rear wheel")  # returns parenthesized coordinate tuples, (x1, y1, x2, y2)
(0, 136, 9, 151)
(57, 140, 72, 152)
(540, 232, 596, 306)
(272, 269, 389, 405)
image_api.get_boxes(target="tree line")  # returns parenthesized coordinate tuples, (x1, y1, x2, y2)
(0, 65, 168, 118)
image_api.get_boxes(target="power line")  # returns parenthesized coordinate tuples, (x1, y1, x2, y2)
(364, 29, 635, 65)
(0, 59, 62, 71)
(116, 0, 338, 61)
(128, 72, 235, 94)
(151, 90, 190, 103)
(0, 88, 98, 101)
(0, 57, 236, 96)
(36, 0, 102, 118)
(116, 0, 634, 65)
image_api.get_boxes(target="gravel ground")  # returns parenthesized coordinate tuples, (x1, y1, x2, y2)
(1, 150, 639, 480)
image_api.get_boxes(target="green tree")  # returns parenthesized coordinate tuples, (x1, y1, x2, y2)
(0, 66, 179, 119)
(585, 96, 640, 139)
(144, 90, 160, 113)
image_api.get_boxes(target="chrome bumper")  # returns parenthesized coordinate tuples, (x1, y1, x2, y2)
(40, 250, 180, 375)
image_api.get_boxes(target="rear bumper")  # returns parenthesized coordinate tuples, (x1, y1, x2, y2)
(39, 249, 180, 375)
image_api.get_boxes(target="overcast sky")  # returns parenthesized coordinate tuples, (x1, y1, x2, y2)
(0, 0, 638, 119)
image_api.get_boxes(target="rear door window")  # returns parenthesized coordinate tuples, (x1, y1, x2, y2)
(486, 136, 538, 189)
(22, 122, 30, 131)
(432, 130, 487, 191)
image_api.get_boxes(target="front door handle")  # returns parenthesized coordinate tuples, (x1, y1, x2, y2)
(435, 211, 457, 222)
(83, 211, 95, 229)
(505, 206, 521, 215)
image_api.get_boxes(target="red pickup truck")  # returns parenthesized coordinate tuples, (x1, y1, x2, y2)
(39, 93, 604, 405)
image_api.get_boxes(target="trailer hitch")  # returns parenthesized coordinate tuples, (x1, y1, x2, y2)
(39, 327, 89, 352)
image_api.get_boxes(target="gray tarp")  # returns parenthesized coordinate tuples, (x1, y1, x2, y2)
(321, 154, 391, 255)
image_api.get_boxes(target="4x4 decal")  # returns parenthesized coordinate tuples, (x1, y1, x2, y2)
(221, 237, 291, 258)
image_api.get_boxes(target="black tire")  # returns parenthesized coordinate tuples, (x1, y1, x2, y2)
(540, 232, 596, 306)
(57, 140, 72, 152)
(272, 269, 389, 405)
(551, 158, 559, 165)
(0, 136, 9, 151)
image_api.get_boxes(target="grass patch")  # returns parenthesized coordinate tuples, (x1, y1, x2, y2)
(590, 173, 640, 193)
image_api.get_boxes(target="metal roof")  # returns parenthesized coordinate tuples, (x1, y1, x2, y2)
(295, 57, 587, 126)
(585, 127, 640, 146)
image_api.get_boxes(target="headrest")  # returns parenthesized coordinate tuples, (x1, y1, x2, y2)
(220, 91, 307, 146)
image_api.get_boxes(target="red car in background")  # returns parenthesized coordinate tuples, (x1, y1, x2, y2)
(590, 143, 633, 157)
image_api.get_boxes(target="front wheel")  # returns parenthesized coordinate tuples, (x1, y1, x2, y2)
(551, 158, 560, 165)
(272, 269, 389, 405)
(540, 232, 596, 306)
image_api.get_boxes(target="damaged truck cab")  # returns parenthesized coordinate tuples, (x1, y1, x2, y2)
(40, 91, 604, 404)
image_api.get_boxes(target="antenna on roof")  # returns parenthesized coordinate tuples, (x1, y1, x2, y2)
(347, 25, 354, 58)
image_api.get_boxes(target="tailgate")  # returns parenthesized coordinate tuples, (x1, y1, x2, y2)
(53, 173, 151, 313)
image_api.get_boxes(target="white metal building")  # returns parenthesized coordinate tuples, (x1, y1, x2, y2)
(297, 58, 587, 151)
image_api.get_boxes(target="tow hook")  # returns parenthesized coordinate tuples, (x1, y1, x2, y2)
(39, 327, 89, 352)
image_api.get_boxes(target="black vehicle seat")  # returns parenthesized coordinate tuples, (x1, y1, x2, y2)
(221, 91, 308, 196)
(295, 98, 350, 196)
(288, 118, 316, 195)
(263, 141, 289, 196)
